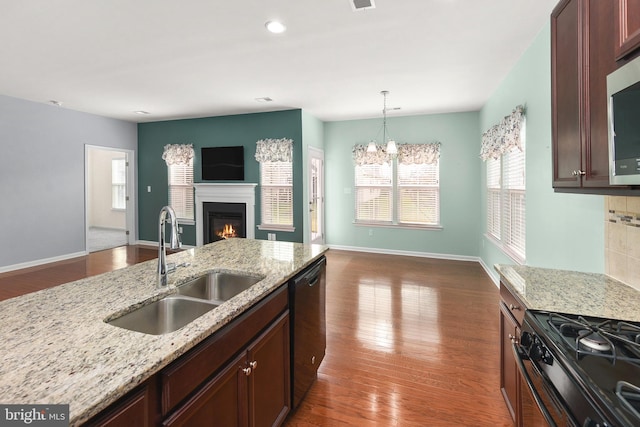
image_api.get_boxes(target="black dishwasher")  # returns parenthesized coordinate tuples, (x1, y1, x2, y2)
(289, 256, 326, 409)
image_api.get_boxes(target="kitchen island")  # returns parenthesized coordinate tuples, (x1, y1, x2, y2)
(0, 239, 327, 426)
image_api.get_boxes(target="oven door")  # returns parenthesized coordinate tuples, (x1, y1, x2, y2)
(512, 341, 577, 427)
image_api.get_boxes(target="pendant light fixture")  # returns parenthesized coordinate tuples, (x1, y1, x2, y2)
(368, 90, 398, 156)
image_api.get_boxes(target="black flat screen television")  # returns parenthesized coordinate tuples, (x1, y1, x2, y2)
(201, 146, 245, 181)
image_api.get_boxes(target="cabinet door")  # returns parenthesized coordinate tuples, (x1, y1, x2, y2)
(500, 302, 520, 426)
(88, 386, 150, 427)
(615, 0, 640, 60)
(552, 0, 583, 188)
(247, 312, 290, 427)
(163, 352, 248, 427)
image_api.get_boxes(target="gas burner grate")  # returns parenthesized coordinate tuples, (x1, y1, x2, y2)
(547, 313, 640, 365)
(616, 381, 640, 420)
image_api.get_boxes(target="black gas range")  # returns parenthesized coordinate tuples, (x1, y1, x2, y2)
(516, 310, 640, 426)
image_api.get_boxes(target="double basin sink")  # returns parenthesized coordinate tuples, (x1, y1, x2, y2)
(107, 272, 263, 335)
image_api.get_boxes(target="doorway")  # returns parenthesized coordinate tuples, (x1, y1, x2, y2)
(85, 145, 135, 252)
(308, 147, 325, 245)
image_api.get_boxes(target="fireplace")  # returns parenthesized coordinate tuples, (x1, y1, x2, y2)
(194, 183, 257, 246)
(203, 202, 246, 243)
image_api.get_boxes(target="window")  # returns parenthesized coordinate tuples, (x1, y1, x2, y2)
(353, 143, 440, 227)
(111, 158, 126, 210)
(255, 138, 294, 231)
(482, 106, 526, 262)
(168, 158, 194, 222)
(355, 163, 393, 222)
(397, 162, 439, 225)
(260, 161, 293, 228)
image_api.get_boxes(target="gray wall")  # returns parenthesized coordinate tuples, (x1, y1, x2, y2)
(0, 94, 137, 268)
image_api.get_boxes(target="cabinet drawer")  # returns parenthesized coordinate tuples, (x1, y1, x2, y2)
(161, 285, 288, 416)
(500, 283, 525, 326)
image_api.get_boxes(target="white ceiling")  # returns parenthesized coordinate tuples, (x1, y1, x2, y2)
(0, 0, 559, 123)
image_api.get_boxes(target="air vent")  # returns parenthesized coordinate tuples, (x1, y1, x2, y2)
(351, 0, 375, 11)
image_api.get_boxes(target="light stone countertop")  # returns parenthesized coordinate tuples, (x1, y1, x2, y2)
(0, 239, 328, 426)
(495, 264, 640, 322)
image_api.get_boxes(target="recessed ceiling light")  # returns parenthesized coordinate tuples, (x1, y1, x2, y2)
(49, 100, 62, 106)
(265, 20, 286, 34)
(134, 110, 150, 115)
(255, 97, 273, 102)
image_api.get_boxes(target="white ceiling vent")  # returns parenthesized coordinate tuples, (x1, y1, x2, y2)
(351, 0, 375, 12)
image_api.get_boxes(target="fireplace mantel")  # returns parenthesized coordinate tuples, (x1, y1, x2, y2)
(194, 183, 257, 246)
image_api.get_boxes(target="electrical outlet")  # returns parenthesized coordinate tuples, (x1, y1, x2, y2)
(147, 186, 151, 192)
(268, 233, 277, 241)
(179, 227, 183, 233)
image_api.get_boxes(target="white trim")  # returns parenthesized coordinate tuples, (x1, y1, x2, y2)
(194, 183, 258, 246)
(257, 225, 295, 232)
(135, 239, 196, 250)
(0, 251, 87, 274)
(478, 258, 500, 288)
(328, 244, 479, 262)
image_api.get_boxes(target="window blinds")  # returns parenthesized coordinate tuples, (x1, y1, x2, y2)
(168, 160, 194, 221)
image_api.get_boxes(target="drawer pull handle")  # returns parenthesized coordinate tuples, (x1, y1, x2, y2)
(249, 360, 258, 370)
(509, 304, 520, 311)
(242, 367, 252, 376)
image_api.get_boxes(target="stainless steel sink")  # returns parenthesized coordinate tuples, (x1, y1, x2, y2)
(107, 295, 218, 335)
(177, 272, 263, 304)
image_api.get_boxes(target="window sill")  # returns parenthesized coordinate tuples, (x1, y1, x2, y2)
(354, 221, 443, 231)
(178, 219, 195, 226)
(111, 208, 125, 212)
(257, 225, 295, 232)
(484, 233, 525, 265)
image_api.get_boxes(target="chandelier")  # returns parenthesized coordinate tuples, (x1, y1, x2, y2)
(367, 90, 398, 156)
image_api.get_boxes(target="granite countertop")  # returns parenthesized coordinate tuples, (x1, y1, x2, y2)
(495, 264, 640, 322)
(0, 239, 328, 426)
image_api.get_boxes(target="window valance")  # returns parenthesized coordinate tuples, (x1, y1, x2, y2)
(480, 105, 525, 161)
(255, 138, 293, 163)
(397, 143, 441, 165)
(352, 144, 392, 166)
(162, 144, 194, 165)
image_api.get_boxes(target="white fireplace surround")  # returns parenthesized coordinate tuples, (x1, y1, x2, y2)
(194, 183, 258, 246)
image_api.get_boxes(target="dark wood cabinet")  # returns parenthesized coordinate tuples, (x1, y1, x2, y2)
(163, 312, 290, 427)
(86, 379, 158, 427)
(552, 0, 618, 190)
(499, 283, 526, 427)
(615, 0, 640, 60)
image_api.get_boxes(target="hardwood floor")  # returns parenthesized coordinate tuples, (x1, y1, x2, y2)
(0, 246, 512, 426)
(285, 250, 512, 427)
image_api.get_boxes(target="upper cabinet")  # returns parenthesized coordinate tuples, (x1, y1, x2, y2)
(551, 0, 640, 193)
(615, 0, 640, 60)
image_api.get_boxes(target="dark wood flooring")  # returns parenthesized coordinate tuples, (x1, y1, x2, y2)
(0, 246, 511, 426)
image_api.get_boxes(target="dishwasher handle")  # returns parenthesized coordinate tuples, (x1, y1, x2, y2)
(294, 259, 325, 287)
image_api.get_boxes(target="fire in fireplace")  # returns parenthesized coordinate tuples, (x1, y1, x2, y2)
(203, 202, 246, 244)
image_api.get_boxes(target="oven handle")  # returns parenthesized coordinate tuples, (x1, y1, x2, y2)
(511, 340, 558, 427)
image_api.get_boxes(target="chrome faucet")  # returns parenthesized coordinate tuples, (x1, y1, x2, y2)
(158, 205, 181, 287)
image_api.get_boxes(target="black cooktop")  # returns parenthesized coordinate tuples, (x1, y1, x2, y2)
(526, 310, 640, 427)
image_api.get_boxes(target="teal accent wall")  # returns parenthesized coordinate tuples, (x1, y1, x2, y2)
(478, 22, 604, 281)
(301, 111, 325, 243)
(324, 111, 481, 257)
(138, 109, 304, 245)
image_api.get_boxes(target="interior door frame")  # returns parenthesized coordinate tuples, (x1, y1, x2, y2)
(84, 144, 136, 252)
(308, 147, 325, 245)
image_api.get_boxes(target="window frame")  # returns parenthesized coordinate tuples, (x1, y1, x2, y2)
(167, 158, 194, 224)
(354, 158, 441, 230)
(258, 160, 295, 232)
(111, 158, 126, 211)
(485, 147, 526, 264)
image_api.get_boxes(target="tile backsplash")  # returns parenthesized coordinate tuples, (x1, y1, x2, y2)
(605, 196, 640, 291)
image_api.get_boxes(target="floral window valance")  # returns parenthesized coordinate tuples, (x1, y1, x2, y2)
(162, 144, 194, 165)
(255, 138, 293, 163)
(480, 105, 525, 161)
(397, 143, 441, 165)
(352, 144, 392, 165)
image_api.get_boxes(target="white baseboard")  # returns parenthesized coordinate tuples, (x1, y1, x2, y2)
(328, 244, 499, 285)
(327, 244, 480, 262)
(0, 251, 87, 274)
(478, 258, 500, 288)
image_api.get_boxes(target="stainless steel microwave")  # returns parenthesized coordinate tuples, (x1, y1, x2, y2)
(607, 55, 640, 185)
